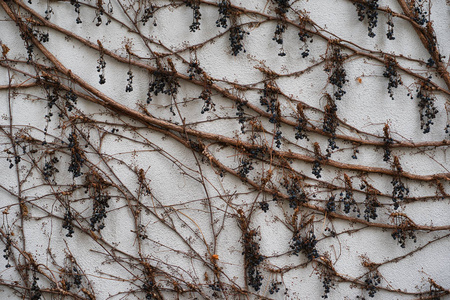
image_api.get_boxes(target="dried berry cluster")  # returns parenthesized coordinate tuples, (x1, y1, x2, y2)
(298, 17, 312, 58)
(147, 70, 180, 104)
(229, 26, 248, 56)
(322, 273, 335, 298)
(238, 211, 264, 291)
(186, 0, 201, 32)
(294, 103, 308, 140)
(238, 158, 254, 178)
(200, 88, 214, 114)
(383, 56, 402, 100)
(2, 233, 12, 268)
(382, 124, 393, 162)
(67, 131, 85, 178)
(31, 276, 42, 300)
(43, 157, 59, 181)
(97, 51, 106, 85)
(324, 43, 348, 101)
(363, 184, 381, 222)
(236, 101, 247, 133)
(386, 13, 395, 40)
(273, 0, 290, 15)
(341, 174, 360, 216)
(290, 229, 319, 260)
(354, 0, 379, 38)
(269, 281, 280, 294)
(412, 0, 429, 26)
(216, 0, 230, 28)
(64, 90, 78, 111)
(62, 208, 75, 237)
(125, 70, 134, 92)
(365, 272, 381, 297)
(273, 23, 287, 56)
(187, 61, 203, 80)
(85, 173, 111, 231)
(323, 95, 339, 156)
(416, 82, 438, 134)
(282, 177, 307, 209)
(140, 4, 155, 26)
(312, 143, 324, 179)
(70, 0, 82, 24)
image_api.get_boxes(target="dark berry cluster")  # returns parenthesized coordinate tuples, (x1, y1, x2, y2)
(298, 17, 313, 58)
(269, 281, 281, 294)
(72, 266, 82, 288)
(209, 283, 221, 291)
(234, 101, 246, 133)
(97, 52, 106, 84)
(260, 83, 280, 124)
(3, 233, 12, 268)
(229, 26, 248, 56)
(31, 276, 42, 300)
(125, 70, 134, 92)
(273, 23, 287, 56)
(259, 201, 269, 213)
(33, 29, 50, 43)
(46, 87, 59, 109)
(326, 195, 336, 212)
(216, 0, 230, 28)
(364, 273, 381, 298)
(200, 89, 215, 114)
(238, 213, 264, 291)
(187, 61, 203, 80)
(363, 187, 380, 222)
(143, 279, 157, 300)
(354, 0, 379, 38)
(90, 190, 110, 232)
(383, 56, 402, 100)
(294, 104, 309, 140)
(146, 70, 180, 103)
(324, 44, 348, 100)
(290, 230, 319, 260)
(141, 4, 156, 26)
(70, 0, 82, 24)
(417, 82, 438, 134)
(65, 90, 78, 111)
(186, 0, 201, 32)
(323, 96, 339, 157)
(273, 0, 290, 15)
(386, 13, 395, 40)
(68, 131, 85, 178)
(312, 143, 324, 179)
(412, 1, 428, 26)
(44, 6, 53, 20)
(322, 274, 334, 298)
(391, 227, 416, 248)
(383, 124, 393, 162)
(274, 127, 282, 148)
(282, 178, 307, 209)
(238, 158, 254, 178)
(43, 157, 59, 181)
(341, 175, 360, 216)
(62, 208, 75, 237)
(391, 178, 408, 209)
(95, 9, 104, 26)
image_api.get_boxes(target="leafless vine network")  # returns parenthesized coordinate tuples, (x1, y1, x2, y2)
(0, 0, 449, 299)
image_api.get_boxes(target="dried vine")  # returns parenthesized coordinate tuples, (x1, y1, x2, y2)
(0, 0, 449, 299)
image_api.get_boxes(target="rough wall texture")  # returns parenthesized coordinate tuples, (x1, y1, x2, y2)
(0, 0, 449, 299)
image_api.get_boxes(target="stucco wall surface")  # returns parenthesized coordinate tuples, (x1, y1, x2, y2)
(0, 0, 449, 299)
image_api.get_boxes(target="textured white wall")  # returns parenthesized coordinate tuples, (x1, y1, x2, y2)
(0, 0, 449, 299)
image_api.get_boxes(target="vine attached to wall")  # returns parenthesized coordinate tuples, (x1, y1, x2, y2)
(0, 0, 449, 299)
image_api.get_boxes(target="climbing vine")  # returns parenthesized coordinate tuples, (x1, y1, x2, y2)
(0, 0, 449, 299)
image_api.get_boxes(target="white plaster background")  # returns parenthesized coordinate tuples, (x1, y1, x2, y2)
(0, 0, 449, 299)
